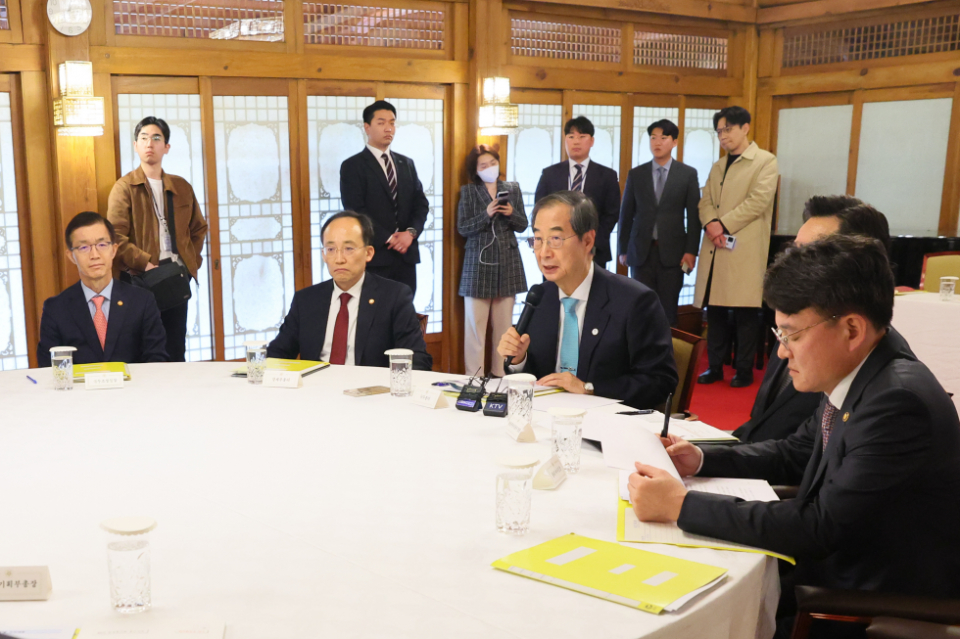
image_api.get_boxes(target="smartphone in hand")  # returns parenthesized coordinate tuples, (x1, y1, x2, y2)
(496, 190, 510, 206)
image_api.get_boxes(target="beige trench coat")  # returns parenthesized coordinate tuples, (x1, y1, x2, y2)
(693, 142, 778, 308)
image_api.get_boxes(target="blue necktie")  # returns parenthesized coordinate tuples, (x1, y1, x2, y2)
(559, 297, 579, 375)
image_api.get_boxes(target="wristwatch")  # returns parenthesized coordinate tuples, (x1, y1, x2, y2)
(584, 382, 595, 395)
(406, 227, 418, 239)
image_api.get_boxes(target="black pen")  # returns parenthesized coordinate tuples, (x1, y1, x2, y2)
(660, 392, 674, 438)
(616, 409, 654, 415)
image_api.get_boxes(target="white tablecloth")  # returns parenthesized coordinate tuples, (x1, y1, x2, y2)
(893, 292, 960, 411)
(0, 363, 777, 638)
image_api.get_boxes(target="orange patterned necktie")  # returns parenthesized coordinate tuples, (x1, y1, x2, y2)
(92, 295, 107, 350)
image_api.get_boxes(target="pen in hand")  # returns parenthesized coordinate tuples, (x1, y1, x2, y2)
(660, 392, 674, 438)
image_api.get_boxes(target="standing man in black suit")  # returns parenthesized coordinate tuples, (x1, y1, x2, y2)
(618, 119, 701, 326)
(37, 212, 168, 367)
(339, 100, 429, 295)
(628, 236, 960, 636)
(497, 191, 677, 409)
(267, 211, 431, 370)
(534, 116, 620, 269)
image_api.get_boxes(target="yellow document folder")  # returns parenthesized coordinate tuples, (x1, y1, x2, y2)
(232, 358, 329, 377)
(73, 362, 131, 381)
(492, 533, 727, 614)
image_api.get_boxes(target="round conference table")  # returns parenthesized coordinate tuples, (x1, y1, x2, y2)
(1, 363, 777, 639)
(892, 291, 960, 412)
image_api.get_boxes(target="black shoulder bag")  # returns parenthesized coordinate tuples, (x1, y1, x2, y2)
(131, 190, 193, 312)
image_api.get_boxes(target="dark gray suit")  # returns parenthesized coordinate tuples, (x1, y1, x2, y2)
(618, 159, 701, 325)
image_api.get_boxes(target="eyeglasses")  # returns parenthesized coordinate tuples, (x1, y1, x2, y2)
(527, 234, 577, 251)
(138, 134, 165, 143)
(321, 246, 363, 258)
(715, 125, 738, 137)
(771, 314, 839, 347)
(71, 242, 114, 255)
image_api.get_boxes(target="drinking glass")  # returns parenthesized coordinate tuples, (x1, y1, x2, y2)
(940, 276, 958, 302)
(100, 517, 157, 614)
(495, 456, 538, 535)
(50, 346, 77, 391)
(244, 340, 268, 385)
(385, 348, 413, 397)
(549, 407, 586, 473)
(504, 373, 536, 434)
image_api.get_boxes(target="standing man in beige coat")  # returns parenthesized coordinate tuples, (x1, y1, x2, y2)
(694, 106, 778, 388)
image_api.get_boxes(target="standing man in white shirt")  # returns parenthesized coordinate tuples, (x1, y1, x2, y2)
(107, 116, 208, 362)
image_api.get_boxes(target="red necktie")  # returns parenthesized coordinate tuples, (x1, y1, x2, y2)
(329, 292, 352, 365)
(92, 295, 107, 351)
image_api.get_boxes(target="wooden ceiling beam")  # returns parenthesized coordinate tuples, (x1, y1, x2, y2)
(516, 0, 757, 24)
(758, 0, 942, 25)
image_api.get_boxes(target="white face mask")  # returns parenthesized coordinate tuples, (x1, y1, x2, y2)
(477, 166, 499, 183)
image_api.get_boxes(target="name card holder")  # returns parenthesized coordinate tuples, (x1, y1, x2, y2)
(263, 370, 303, 388)
(411, 386, 448, 409)
(84, 372, 124, 390)
(506, 417, 536, 443)
(0, 566, 52, 601)
(533, 455, 567, 490)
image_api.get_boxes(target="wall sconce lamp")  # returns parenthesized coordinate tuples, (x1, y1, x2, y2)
(53, 61, 104, 137)
(479, 76, 518, 136)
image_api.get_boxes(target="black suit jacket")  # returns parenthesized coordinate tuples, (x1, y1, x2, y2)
(732, 349, 822, 443)
(519, 267, 677, 409)
(619, 160, 701, 267)
(36, 280, 168, 367)
(680, 329, 960, 597)
(266, 272, 432, 370)
(339, 149, 430, 268)
(534, 161, 621, 266)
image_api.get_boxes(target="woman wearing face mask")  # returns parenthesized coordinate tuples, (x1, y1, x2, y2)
(457, 145, 528, 378)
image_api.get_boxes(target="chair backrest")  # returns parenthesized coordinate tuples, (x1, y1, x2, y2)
(670, 327, 706, 414)
(416, 313, 428, 339)
(920, 252, 960, 291)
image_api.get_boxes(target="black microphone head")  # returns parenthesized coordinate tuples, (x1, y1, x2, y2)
(524, 284, 545, 308)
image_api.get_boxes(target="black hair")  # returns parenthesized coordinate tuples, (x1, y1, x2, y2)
(320, 211, 375, 247)
(647, 119, 680, 139)
(564, 116, 595, 137)
(465, 144, 501, 186)
(134, 116, 171, 145)
(801, 196, 891, 256)
(764, 235, 894, 331)
(802, 195, 862, 221)
(65, 211, 116, 247)
(712, 106, 751, 130)
(363, 100, 397, 125)
(531, 191, 599, 255)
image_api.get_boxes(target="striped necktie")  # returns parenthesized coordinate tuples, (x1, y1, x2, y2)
(571, 164, 584, 192)
(382, 153, 398, 204)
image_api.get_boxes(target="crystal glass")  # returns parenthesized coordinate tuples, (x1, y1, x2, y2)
(504, 373, 536, 434)
(101, 517, 156, 615)
(50, 346, 76, 391)
(549, 407, 586, 474)
(244, 340, 268, 385)
(385, 348, 413, 397)
(940, 276, 957, 302)
(496, 467, 533, 535)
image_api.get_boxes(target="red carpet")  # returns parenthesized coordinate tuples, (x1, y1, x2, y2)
(687, 347, 766, 431)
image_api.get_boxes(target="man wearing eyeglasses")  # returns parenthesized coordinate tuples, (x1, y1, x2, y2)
(694, 106, 779, 388)
(267, 211, 431, 370)
(37, 212, 168, 367)
(497, 191, 677, 409)
(107, 116, 208, 363)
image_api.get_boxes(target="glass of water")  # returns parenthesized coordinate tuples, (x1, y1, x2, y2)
(50, 346, 77, 391)
(549, 407, 586, 474)
(495, 456, 538, 535)
(504, 373, 537, 433)
(100, 516, 157, 614)
(940, 276, 958, 302)
(384, 348, 414, 397)
(244, 340, 268, 385)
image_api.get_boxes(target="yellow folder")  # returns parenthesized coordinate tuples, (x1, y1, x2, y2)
(232, 358, 329, 377)
(73, 362, 131, 381)
(492, 533, 727, 614)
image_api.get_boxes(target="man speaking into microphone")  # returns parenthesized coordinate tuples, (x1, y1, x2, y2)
(497, 191, 677, 409)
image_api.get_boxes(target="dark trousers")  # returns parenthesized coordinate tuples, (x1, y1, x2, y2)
(160, 301, 188, 362)
(706, 304, 761, 376)
(630, 242, 684, 326)
(368, 262, 417, 298)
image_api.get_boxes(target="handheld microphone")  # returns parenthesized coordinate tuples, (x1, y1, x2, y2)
(504, 284, 544, 369)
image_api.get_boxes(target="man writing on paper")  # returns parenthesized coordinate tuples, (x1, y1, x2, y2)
(37, 212, 168, 367)
(496, 191, 677, 409)
(628, 236, 960, 636)
(267, 211, 432, 370)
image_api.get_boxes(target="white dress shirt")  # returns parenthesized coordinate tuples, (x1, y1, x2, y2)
(367, 144, 394, 181)
(568, 157, 591, 190)
(80, 279, 114, 323)
(319, 274, 365, 365)
(827, 345, 876, 410)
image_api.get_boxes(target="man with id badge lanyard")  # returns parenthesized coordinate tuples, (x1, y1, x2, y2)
(107, 116, 209, 362)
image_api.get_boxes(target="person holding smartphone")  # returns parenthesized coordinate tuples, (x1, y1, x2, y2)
(457, 145, 528, 378)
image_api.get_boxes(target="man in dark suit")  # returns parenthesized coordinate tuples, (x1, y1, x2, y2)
(618, 119, 701, 326)
(37, 212, 168, 367)
(497, 191, 677, 409)
(534, 116, 620, 269)
(339, 100, 430, 296)
(267, 211, 431, 370)
(629, 236, 960, 636)
(734, 196, 891, 444)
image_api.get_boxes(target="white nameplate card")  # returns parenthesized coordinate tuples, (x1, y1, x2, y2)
(506, 417, 536, 443)
(84, 372, 124, 390)
(0, 566, 52, 601)
(263, 370, 302, 388)
(411, 386, 448, 409)
(533, 455, 567, 490)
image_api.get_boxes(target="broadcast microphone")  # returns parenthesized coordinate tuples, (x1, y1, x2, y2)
(504, 283, 545, 368)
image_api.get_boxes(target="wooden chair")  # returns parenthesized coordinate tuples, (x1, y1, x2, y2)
(416, 313, 428, 339)
(670, 327, 706, 417)
(919, 251, 960, 291)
